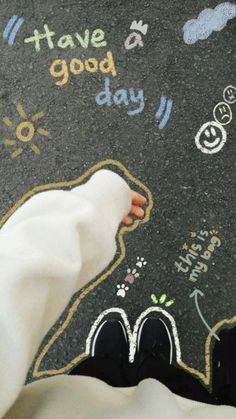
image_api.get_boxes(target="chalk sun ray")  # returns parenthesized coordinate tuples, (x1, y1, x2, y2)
(32, 112, 45, 122)
(3, 117, 13, 127)
(16, 104, 27, 120)
(11, 148, 23, 159)
(4, 139, 16, 146)
(37, 128, 50, 138)
(31, 144, 41, 155)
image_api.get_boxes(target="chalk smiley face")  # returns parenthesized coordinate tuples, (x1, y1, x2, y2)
(213, 102, 232, 125)
(223, 85, 236, 104)
(195, 121, 227, 154)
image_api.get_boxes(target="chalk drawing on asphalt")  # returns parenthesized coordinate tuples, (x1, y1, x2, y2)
(183, 3, 236, 45)
(124, 20, 148, 50)
(2, 104, 50, 158)
(85, 306, 180, 363)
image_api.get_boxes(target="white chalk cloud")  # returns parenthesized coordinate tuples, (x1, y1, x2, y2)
(183, 2, 236, 45)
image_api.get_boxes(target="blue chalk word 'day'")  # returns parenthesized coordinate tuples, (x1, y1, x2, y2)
(95, 77, 145, 116)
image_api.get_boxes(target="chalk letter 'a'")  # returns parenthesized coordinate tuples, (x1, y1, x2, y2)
(124, 32, 143, 50)
(113, 89, 129, 106)
(75, 30, 90, 48)
(96, 77, 112, 106)
(58, 34, 75, 49)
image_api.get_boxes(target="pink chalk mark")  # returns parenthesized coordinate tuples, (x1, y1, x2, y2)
(124, 274, 135, 284)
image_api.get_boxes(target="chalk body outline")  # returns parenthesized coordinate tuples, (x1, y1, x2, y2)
(0, 160, 152, 375)
(1, 159, 235, 386)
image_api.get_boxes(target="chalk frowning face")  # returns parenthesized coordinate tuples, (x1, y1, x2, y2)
(223, 85, 236, 104)
(195, 121, 227, 154)
(213, 102, 232, 125)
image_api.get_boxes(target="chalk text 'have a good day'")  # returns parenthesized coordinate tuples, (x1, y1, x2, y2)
(24, 24, 117, 86)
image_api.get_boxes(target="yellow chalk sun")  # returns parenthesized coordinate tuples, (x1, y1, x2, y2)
(3, 104, 50, 159)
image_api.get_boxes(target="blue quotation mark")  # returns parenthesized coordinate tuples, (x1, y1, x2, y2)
(3, 15, 24, 46)
(155, 96, 173, 130)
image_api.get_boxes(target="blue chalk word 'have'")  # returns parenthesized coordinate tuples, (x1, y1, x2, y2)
(95, 77, 145, 116)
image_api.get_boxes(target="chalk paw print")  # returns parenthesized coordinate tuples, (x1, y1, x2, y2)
(116, 284, 129, 298)
(209, 228, 219, 236)
(136, 257, 147, 268)
(151, 293, 174, 307)
(124, 268, 139, 284)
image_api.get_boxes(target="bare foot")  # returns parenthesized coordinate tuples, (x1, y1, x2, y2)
(122, 191, 147, 225)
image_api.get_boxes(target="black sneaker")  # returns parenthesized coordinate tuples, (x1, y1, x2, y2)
(135, 317, 218, 404)
(91, 319, 129, 362)
(137, 317, 174, 364)
(211, 326, 236, 407)
(69, 319, 132, 386)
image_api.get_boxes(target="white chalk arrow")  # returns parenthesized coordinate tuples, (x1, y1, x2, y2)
(190, 289, 220, 341)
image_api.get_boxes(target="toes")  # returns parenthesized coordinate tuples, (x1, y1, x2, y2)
(131, 191, 147, 206)
(131, 205, 145, 218)
(122, 216, 133, 225)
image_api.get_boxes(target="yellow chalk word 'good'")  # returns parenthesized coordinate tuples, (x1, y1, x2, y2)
(49, 51, 117, 86)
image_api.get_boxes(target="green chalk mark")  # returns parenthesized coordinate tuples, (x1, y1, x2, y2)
(160, 294, 167, 304)
(151, 294, 158, 304)
(165, 300, 174, 307)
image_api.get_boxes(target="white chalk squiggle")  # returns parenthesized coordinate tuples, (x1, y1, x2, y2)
(85, 307, 181, 363)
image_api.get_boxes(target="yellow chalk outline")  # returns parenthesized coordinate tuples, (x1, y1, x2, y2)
(1, 159, 235, 386)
